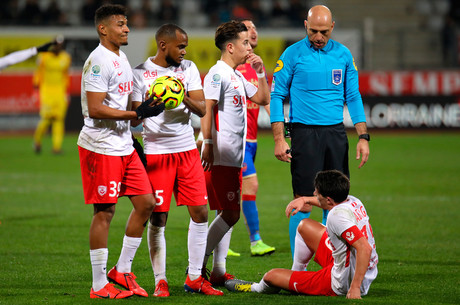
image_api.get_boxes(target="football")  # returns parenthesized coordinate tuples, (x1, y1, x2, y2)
(148, 75, 185, 110)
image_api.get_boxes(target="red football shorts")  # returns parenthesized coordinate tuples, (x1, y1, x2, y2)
(146, 149, 207, 212)
(288, 231, 337, 296)
(78, 146, 152, 204)
(205, 165, 242, 211)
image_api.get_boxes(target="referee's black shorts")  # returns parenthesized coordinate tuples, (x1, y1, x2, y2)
(290, 123, 350, 197)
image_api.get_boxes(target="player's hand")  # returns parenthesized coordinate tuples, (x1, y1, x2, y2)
(285, 197, 312, 218)
(274, 140, 291, 163)
(135, 95, 164, 119)
(356, 139, 369, 168)
(246, 53, 264, 73)
(36, 41, 55, 53)
(346, 287, 362, 299)
(201, 143, 214, 171)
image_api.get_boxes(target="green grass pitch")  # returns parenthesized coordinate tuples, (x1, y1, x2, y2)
(0, 131, 459, 304)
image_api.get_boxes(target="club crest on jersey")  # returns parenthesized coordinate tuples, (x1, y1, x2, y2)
(98, 185, 107, 197)
(345, 231, 355, 242)
(332, 69, 342, 85)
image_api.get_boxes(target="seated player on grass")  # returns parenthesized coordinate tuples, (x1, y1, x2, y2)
(225, 170, 378, 299)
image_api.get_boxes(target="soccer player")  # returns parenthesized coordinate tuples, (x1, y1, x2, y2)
(270, 5, 370, 257)
(225, 170, 378, 299)
(131, 23, 223, 297)
(236, 19, 275, 256)
(0, 40, 57, 71)
(78, 4, 164, 299)
(201, 20, 270, 285)
(33, 39, 71, 154)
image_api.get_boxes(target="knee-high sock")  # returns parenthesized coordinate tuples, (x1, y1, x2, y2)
(242, 194, 260, 242)
(291, 229, 314, 271)
(203, 215, 230, 268)
(188, 219, 207, 280)
(289, 210, 310, 258)
(212, 226, 233, 277)
(148, 224, 166, 285)
(116, 235, 142, 273)
(251, 279, 281, 294)
(34, 118, 51, 145)
(51, 118, 65, 151)
(90, 248, 109, 292)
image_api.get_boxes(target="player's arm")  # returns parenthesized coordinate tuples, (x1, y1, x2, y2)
(200, 98, 217, 171)
(347, 235, 372, 299)
(284, 197, 319, 218)
(87, 91, 138, 120)
(246, 53, 270, 106)
(272, 121, 291, 163)
(183, 89, 206, 117)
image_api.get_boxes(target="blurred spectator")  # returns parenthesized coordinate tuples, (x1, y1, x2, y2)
(139, 0, 155, 27)
(130, 10, 147, 29)
(287, 0, 307, 26)
(247, 0, 267, 27)
(157, 0, 178, 24)
(43, 0, 69, 26)
(271, 0, 289, 27)
(17, 0, 43, 26)
(0, 0, 19, 25)
(81, 0, 101, 25)
(231, 1, 253, 20)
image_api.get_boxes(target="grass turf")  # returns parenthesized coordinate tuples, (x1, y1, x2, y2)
(0, 131, 459, 304)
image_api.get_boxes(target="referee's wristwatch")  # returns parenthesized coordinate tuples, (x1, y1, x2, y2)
(358, 133, 371, 141)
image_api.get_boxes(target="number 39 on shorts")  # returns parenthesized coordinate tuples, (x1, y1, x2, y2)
(109, 181, 121, 197)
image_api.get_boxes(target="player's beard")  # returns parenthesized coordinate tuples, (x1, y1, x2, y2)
(166, 55, 180, 67)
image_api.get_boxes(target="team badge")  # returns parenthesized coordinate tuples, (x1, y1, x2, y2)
(227, 191, 235, 201)
(345, 231, 355, 242)
(274, 60, 284, 73)
(98, 185, 107, 197)
(332, 69, 342, 85)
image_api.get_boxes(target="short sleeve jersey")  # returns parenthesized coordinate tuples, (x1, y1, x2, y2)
(203, 60, 257, 167)
(326, 195, 379, 296)
(236, 62, 260, 141)
(77, 44, 134, 156)
(270, 38, 366, 126)
(132, 58, 202, 154)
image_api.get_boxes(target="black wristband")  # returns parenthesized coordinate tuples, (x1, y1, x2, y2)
(358, 133, 370, 141)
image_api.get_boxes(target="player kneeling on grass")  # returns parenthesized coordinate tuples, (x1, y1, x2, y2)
(225, 170, 378, 299)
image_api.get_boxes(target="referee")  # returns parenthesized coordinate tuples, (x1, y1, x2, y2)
(270, 5, 370, 257)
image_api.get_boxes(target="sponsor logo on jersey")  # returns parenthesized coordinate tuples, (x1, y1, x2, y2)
(274, 60, 283, 73)
(98, 185, 107, 196)
(143, 70, 158, 79)
(118, 81, 133, 95)
(332, 69, 342, 85)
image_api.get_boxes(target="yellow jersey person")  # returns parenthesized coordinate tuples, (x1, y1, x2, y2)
(33, 39, 71, 154)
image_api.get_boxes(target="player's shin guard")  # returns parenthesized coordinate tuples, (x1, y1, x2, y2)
(242, 195, 260, 242)
(188, 219, 207, 278)
(148, 223, 167, 284)
(291, 230, 313, 271)
(289, 211, 310, 258)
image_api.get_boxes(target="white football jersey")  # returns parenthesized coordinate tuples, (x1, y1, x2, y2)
(78, 44, 134, 156)
(132, 58, 202, 154)
(327, 195, 378, 296)
(203, 60, 257, 167)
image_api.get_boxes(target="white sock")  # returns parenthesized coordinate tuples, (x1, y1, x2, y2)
(251, 279, 281, 294)
(188, 219, 207, 280)
(148, 223, 167, 285)
(203, 215, 230, 267)
(291, 229, 314, 271)
(90, 248, 109, 292)
(116, 235, 142, 273)
(212, 226, 233, 277)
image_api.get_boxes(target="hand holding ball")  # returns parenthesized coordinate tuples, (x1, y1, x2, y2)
(148, 76, 185, 110)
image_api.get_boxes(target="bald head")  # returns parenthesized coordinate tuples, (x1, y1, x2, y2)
(305, 5, 334, 49)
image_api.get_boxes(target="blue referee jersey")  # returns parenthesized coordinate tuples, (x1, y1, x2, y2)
(270, 37, 366, 126)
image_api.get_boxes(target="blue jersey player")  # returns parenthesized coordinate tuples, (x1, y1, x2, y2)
(270, 5, 370, 258)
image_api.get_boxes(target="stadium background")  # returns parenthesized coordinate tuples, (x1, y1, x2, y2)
(0, 0, 459, 132)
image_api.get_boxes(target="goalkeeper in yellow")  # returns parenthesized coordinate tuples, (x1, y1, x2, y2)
(33, 39, 71, 154)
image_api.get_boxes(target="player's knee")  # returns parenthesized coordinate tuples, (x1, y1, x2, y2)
(297, 218, 316, 236)
(263, 269, 278, 285)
